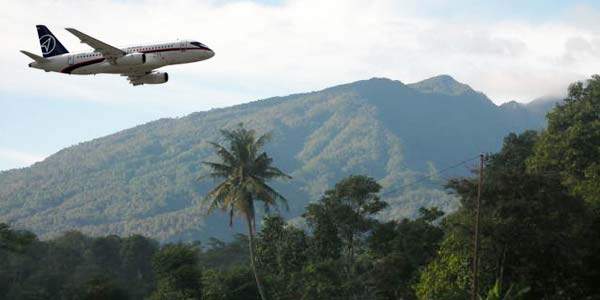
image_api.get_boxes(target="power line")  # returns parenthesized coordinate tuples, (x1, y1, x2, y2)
(381, 155, 481, 197)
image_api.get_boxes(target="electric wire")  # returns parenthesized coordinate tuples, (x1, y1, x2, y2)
(381, 155, 481, 197)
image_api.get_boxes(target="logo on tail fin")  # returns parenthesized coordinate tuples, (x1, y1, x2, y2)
(36, 25, 68, 58)
(39, 34, 56, 55)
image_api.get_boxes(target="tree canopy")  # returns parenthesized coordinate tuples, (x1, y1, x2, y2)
(529, 75, 600, 206)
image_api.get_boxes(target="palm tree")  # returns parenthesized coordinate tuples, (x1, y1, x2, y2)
(201, 124, 291, 300)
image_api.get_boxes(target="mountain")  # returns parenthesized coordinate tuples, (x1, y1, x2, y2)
(0, 76, 559, 241)
(498, 96, 562, 132)
(525, 96, 562, 115)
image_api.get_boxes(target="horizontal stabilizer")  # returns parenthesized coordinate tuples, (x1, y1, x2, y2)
(20, 50, 48, 63)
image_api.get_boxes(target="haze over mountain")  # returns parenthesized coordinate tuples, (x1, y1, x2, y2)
(0, 75, 560, 241)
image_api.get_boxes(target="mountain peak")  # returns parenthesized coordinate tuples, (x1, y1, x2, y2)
(323, 77, 411, 98)
(408, 74, 476, 96)
(337, 77, 405, 89)
(499, 100, 525, 110)
(366, 77, 402, 84)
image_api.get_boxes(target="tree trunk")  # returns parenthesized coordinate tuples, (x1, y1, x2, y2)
(247, 215, 268, 300)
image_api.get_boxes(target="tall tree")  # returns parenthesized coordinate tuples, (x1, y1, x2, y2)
(416, 131, 594, 299)
(303, 175, 387, 299)
(201, 124, 291, 300)
(528, 74, 600, 206)
(256, 215, 308, 299)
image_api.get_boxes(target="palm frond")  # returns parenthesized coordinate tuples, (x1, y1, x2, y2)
(255, 132, 272, 150)
(264, 166, 293, 179)
(205, 180, 234, 212)
(207, 142, 237, 166)
(201, 162, 234, 178)
(249, 176, 290, 211)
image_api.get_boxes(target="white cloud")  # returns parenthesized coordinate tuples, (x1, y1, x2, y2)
(1, 0, 599, 106)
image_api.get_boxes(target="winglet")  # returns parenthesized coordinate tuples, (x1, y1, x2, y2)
(20, 50, 48, 63)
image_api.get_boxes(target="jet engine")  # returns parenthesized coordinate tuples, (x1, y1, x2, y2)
(132, 72, 168, 85)
(116, 53, 146, 65)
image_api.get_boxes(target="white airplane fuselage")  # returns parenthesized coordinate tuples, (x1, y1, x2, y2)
(29, 40, 214, 75)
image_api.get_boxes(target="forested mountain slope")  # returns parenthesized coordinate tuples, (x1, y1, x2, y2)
(0, 76, 558, 241)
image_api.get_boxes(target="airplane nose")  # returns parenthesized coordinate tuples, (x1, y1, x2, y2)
(208, 49, 215, 58)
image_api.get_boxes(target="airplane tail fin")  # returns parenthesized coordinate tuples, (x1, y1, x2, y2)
(20, 50, 48, 63)
(36, 25, 68, 58)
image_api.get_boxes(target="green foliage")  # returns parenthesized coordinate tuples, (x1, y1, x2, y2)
(202, 266, 258, 300)
(79, 276, 130, 300)
(301, 176, 385, 298)
(150, 244, 203, 300)
(0, 225, 158, 300)
(198, 234, 249, 270)
(528, 74, 600, 206)
(0, 222, 36, 253)
(286, 175, 443, 299)
(368, 208, 445, 299)
(297, 259, 348, 300)
(256, 215, 308, 299)
(304, 175, 386, 262)
(415, 231, 470, 300)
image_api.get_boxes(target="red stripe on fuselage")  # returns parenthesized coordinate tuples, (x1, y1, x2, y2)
(60, 47, 211, 74)
(61, 58, 105, 74)
(140, 46, 212, 53)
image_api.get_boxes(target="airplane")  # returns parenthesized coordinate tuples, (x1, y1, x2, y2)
(20, 25, 214, 86)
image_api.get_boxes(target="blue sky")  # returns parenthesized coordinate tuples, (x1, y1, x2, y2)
(1, 0, 599, 170)
(410, 0, 600, 20)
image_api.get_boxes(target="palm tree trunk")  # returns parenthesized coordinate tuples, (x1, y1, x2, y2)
(246, 215, 268, 300)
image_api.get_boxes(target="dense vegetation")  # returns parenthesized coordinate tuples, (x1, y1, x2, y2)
(0, 178, 445, 300)
(0, 75, 557, 241)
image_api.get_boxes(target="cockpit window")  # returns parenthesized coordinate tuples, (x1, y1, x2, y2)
(191, 42, 206, 48)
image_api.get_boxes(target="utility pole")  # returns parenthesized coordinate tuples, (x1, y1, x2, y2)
(471, 154, 484, 300)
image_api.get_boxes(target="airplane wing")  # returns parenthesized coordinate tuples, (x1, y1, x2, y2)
(65, 28, 125, 62)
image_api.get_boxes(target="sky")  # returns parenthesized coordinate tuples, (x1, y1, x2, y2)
(1, 0, 600, 170)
